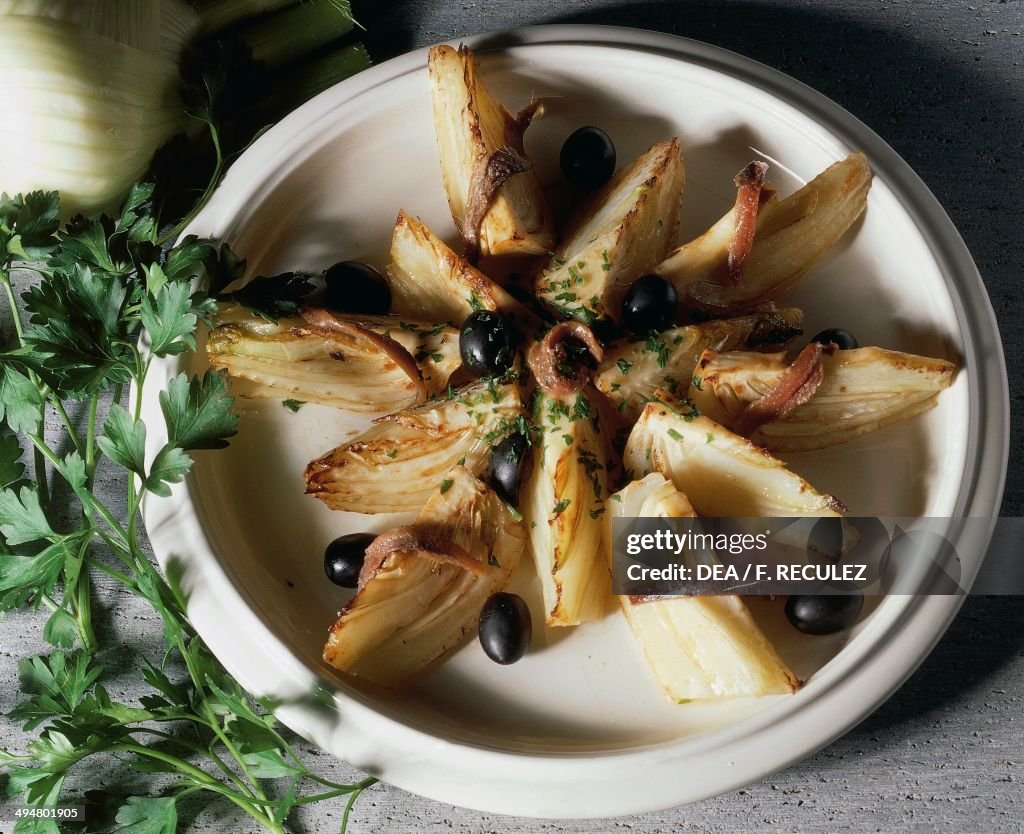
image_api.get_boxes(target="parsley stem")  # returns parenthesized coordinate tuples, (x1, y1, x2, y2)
(340, 778, 376, 832)
(92, 528, 139, 572)
(125, 353, 151, 546)
(32, 435, 50, 517)
(65, 394, 102, 653)
(112, 743, 285, 833)
(91, 512, 133, 559)
(2, 268, 51, 513)
(291, 777, 377, 808)
(84, 394, 98, 476)
(150, 588, 277, 818)
(0, 268, 24, 340)
(51, 397, 85, 457)
(129, 727, 254, 798)
(28, 434, 132, 550)
(74, 566, 97, 653)
(160, 125, 223, 247)
(86, 498, 131, 551)
(85, 556, 137, 591)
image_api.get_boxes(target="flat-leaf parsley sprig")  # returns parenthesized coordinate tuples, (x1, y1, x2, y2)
(0, 188, 374, 833)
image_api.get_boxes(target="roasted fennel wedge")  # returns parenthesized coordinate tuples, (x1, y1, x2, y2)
(428, 44, 554, 257)
(522, 386, 611, 625)
(622, 396, 843, 516)
(207, 308, 461, 412)
(594, 308, 803, 420)
(386, 210, 537, 331)
(305, 379, 522, 513)
(535, 139, 684, 325)
(323, 467, 526, 686)
(609, 473, 798, 700)
(689, 346, 956, 451)
(657, 152, 872, 316)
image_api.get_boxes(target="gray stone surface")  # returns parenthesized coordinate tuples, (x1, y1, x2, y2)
(2, 1, 1022, 832)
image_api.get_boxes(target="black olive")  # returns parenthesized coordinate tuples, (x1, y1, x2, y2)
(810, 328, 858, 350)
(560, 126, 616, 190)
(459, 310, 515, 378)
(478, 592, 532, 665)
(324, 261, 391, 315)
(622, 274, 677, 334)
(785, 593, 864, 635)
(324, 532, 377, 588)
(490, 432, 530, 506)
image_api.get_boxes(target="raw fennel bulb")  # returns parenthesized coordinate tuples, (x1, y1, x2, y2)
(0, 0, 364, 217)
(0, 1, 199, 215)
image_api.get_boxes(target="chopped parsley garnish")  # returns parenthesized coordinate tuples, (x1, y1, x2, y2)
(571, 393, 592, 422)
(282, 399, 305, 413)
(644, 333, 670, 369)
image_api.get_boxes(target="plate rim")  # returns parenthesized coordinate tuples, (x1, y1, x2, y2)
(139, 24, 1010, 818)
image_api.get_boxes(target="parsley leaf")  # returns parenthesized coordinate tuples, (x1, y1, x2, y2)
(0, 486, 55, 545)
(159, 371, 238, 451)
(141, 282, 198, 356)
(0, 540, 67, 611)
(50, 214, 123, 274)
(21, 264, 134, 396)
(16, 651, 102, 718)
(0, 364, 43, 434)
(221, 272, 315, 322)
(162, 235, 217, 284)
(0, 434, 25, 488)
(0, 191, 60, 261)
(97, 404, 146, 477)
(114, 796, 178, 834)
(43, 608, 79, 649)
(144, 446, 193, 498)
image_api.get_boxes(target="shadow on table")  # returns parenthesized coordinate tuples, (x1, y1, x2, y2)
(846, 596, 1024, 738)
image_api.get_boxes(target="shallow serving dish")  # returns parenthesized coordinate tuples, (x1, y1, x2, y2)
(139, 25, 1009, 817)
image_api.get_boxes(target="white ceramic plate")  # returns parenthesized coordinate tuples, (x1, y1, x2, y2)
(140, 26, 1009, 818)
